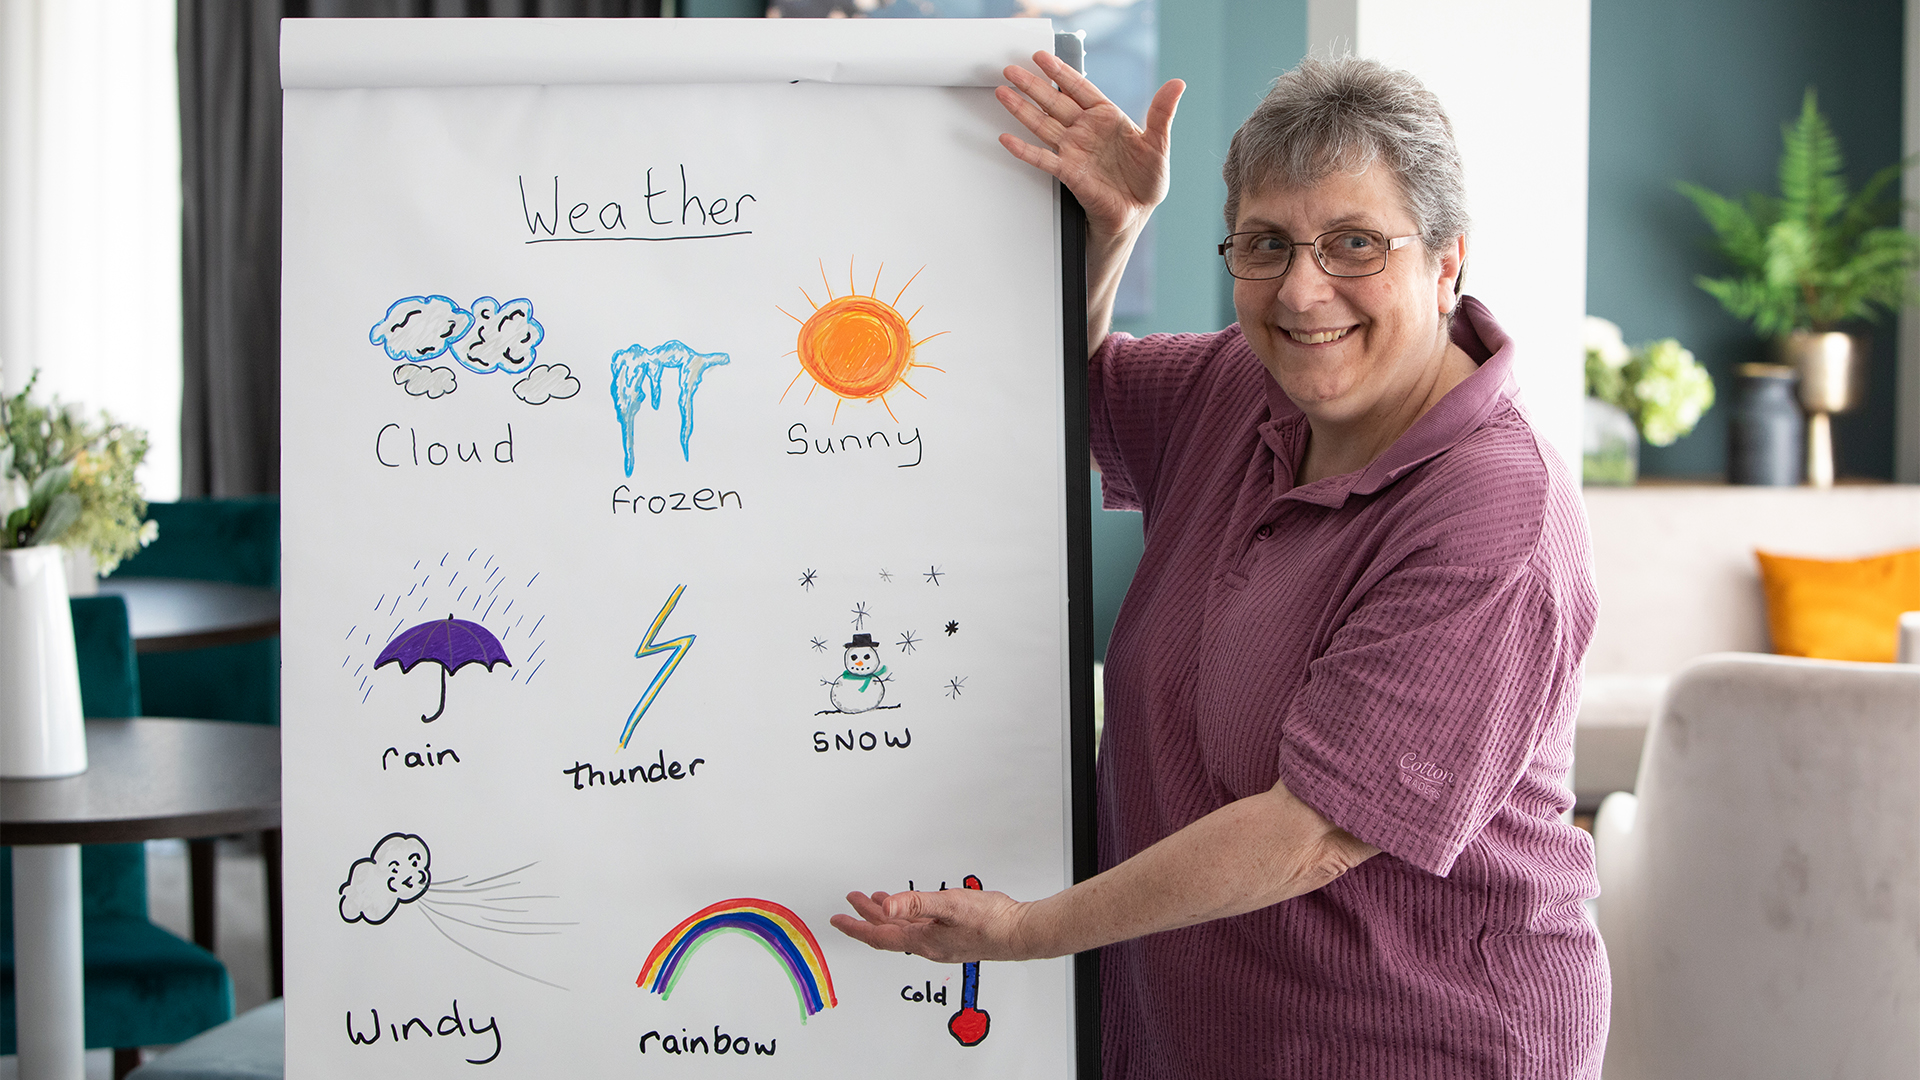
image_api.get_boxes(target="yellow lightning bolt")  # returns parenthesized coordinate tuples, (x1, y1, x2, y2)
(622, 585, 695, 749)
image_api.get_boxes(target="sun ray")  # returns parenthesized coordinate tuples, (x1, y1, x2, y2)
(819, 259, 835, 302)
(898, 377, 928, 400)
(870, 263, 884, 297)
(847, 256, 856, 298)
(775, 304, 806, 325)
(912, 331, 950, 348)
(781, 367, 810, 402)
(798, 286, 821, 311)
(891, 266, 926, 307)
(881, 395, 900, 423)
(910, 362, 946, 373)
(907, 305, 924, 325)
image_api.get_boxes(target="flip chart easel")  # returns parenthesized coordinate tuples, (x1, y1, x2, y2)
(279, 18, 1096, 1078)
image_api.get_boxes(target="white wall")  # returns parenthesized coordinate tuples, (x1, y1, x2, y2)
(0, 0, 182, 501)
(1308, 0, 1590, 474)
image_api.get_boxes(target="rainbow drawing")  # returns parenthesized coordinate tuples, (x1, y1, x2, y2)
(638, 898, 838, 1021)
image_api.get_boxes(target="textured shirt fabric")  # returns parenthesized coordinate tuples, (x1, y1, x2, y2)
(1090, 297, 1606, 1079)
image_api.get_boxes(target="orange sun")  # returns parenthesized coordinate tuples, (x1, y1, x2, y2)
(778, 259, 946, 423)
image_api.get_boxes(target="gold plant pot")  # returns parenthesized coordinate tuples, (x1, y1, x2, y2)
(1775, 331, 1868, 487)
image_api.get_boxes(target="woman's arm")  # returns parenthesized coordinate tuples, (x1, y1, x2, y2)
(996, 52, 1183, 358)
(830, 774, 1379, 963)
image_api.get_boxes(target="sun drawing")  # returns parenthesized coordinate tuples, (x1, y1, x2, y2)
(779, 259, 946, 422)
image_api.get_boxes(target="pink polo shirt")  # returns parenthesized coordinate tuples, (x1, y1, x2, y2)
(1091, 297, 1606, 1079)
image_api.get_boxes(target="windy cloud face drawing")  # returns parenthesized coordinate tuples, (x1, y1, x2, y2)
(340, 833, 432, 924)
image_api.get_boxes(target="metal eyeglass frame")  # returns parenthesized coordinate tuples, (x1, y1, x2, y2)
(1217, 229, 1418, 281)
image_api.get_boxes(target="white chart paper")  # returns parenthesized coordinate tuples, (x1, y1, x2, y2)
(280, 17, 1077, 1078)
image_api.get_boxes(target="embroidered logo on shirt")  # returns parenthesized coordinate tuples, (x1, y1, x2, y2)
(1396, 752, 1453, 802)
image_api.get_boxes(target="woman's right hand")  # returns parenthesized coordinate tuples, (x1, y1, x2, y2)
(996, 51, 1183, 246)
(997, 51, 1183, 354)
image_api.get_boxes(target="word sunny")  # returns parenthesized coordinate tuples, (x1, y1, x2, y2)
(785, 423, 924, 468)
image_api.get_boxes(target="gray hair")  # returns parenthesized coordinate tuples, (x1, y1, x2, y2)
(1222, 55, 1468, 255)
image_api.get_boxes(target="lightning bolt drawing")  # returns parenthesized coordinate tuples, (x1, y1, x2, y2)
(621, 585, 695, 750)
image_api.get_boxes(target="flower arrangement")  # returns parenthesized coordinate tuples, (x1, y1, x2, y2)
(1678, 88, 1920, 336)
(0, 375, 157, 574)
(1584, 317, 1716, 447)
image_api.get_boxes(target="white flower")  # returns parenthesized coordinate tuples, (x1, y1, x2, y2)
(1584, 316, 1630, 369)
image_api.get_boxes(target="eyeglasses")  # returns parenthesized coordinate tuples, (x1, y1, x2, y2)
(1218, 229, 1417, 281)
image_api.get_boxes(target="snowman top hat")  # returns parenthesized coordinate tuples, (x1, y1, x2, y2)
(844, 633, 879, 649)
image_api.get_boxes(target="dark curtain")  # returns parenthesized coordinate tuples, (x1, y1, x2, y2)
(175, 0, 664, 497)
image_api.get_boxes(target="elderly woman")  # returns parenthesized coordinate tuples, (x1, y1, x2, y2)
(833, 53, 1606, 1077)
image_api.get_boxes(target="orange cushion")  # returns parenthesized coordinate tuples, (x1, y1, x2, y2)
(1755, 547, 1920, 663)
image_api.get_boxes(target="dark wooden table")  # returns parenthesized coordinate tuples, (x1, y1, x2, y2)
(3, 719, 282, 1079)
(1, 718, 280, 844)
(93, 579, 280, 653)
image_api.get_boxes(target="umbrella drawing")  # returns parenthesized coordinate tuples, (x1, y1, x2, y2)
(374, 614, 512, 722)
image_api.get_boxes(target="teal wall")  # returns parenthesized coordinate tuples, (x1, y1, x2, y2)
(1114, 0, 1308, 339)
(1095, 0, 1305, 659)
(1588, 0, 1906, 479)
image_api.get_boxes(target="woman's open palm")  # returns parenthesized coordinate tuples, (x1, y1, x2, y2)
(996, 51, 1184, 241)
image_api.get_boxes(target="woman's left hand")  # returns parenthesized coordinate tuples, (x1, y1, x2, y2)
(830, 887, 1037, 964)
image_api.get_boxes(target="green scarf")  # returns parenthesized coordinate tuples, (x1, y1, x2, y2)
(840, 664, 888, 692)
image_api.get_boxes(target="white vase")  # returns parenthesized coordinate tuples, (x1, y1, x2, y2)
(0, 546, 87, 778)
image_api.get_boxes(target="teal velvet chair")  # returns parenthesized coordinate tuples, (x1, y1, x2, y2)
(2, 595, 235, 1078)
(108, 498, 279, 726)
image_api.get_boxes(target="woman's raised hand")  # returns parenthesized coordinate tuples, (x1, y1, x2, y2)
(996, 51, 1184, 243)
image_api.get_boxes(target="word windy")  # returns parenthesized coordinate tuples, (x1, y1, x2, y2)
(345, 1000, 501, 1065)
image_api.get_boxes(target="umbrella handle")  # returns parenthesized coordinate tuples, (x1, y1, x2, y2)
(422, 665, 447, 723)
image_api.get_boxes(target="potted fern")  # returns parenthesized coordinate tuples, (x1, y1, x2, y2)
(1679, 88, 1920, 486)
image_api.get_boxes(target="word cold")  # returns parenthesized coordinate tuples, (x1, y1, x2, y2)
(901, 981, 949, 1005)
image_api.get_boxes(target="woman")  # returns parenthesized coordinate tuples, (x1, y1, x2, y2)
(833, 53, 1606, 1078)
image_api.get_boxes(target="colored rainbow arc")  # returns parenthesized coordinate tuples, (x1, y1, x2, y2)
(637, 898, 838, 1022)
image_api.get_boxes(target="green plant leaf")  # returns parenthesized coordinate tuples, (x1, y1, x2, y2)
(28, 491, 80, 546)
(1681, 86, 1919, 334)
(5, 505, 31, 546)
(28, 463, 71, 506)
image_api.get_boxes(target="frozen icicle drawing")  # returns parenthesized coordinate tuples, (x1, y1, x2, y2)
(610, 340, 730, 471)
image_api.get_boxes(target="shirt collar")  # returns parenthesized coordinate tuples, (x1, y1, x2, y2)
(1257, 295, 1516, 507)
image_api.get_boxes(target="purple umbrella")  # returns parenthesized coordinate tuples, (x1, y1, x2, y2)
(374, 614, 511, 722)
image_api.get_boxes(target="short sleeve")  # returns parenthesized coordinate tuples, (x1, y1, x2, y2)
(1276, 556, 1570, 877)
(1088, 329, 1242, 515)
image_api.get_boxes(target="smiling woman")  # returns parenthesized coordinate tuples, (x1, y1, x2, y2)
(835, 53, 1608, 1079)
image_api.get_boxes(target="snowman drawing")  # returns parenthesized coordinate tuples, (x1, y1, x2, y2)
(824, 633, 897, 715)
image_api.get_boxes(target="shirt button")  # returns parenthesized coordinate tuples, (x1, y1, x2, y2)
(1255, 524, 1273, 541)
